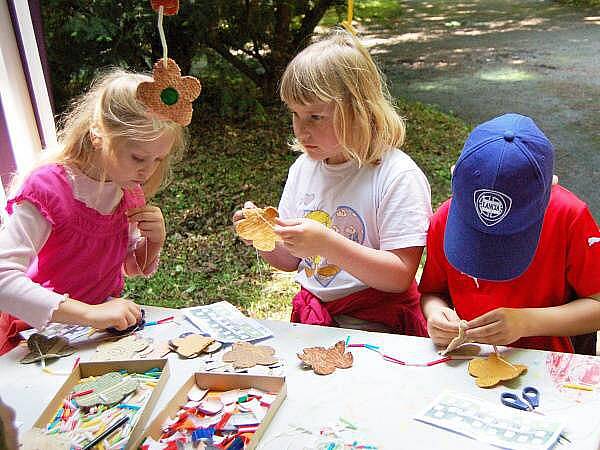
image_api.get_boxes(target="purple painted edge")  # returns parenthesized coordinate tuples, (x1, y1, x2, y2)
(7, 0, 54, 149)
(0, 98, 18, 191)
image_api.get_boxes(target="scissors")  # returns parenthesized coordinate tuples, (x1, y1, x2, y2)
(500, 386, 571, 444)
(501, 386, 542, 414)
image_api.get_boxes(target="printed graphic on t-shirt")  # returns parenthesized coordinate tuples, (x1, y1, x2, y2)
(588, 236, 600, 247)
(300, 205, 366, 287)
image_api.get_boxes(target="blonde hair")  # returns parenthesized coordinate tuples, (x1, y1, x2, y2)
(279, 29, 405, 166)
(12, 68, 186, 198)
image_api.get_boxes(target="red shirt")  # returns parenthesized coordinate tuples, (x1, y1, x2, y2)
(419, 185, 600, 353)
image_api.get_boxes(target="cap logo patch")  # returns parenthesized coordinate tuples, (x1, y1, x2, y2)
(474, 189, 512, 226)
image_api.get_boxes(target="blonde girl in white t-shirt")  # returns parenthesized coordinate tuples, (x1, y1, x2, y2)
(234, 29, 432, 334)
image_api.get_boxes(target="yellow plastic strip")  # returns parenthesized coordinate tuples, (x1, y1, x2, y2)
(341, 0, 357, 35)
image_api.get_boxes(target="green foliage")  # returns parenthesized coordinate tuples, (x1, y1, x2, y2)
(554, 0, 600, 5)
(42, 1, 343, 112)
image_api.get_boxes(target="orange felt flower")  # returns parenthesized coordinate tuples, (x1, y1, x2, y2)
(151, 0, 179, 15)
(137, 58, 201, 126)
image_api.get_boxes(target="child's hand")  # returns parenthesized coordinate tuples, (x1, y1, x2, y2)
(426, 306, 462, 346)
(127, 206, 166, 245)
(274, 217, 331, 258)
(85, 298, 142, 331)
(465, 308, 527, 345)
(232, 201, 258, 246)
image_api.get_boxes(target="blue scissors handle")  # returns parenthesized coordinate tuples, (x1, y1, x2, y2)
(500, 386, 540, 411)
(501, 392, 531, 411)
(521, 386, 540, 408)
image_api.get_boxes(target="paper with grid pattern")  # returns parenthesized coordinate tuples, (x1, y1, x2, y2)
(182, 301, 273, 343)
(415, 392, 563, 450)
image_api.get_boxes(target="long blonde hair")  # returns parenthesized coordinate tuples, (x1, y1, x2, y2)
(279, 29, 405, 166)
(12, 69, 186, 198)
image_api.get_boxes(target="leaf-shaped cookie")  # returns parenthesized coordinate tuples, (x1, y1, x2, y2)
(73, 372, 139, 407)
(297, 341, 353, 375)
(468, 353, 527, 388)
(234, 207, 280, 251)
(20, 333, 75, 364)
(222, 342, 278, 369)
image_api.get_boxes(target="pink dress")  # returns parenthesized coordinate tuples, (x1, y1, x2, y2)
(0, 164, 142, 353)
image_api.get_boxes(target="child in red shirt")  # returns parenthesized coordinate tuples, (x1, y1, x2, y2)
(419, 114, 600, 354)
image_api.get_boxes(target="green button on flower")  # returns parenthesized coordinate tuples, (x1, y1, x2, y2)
(160, 86, 179, 106)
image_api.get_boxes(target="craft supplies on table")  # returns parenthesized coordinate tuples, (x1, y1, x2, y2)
(182, 301, 273, 343)
(141, 372, 286, 449)
(415, 392, 565, 450)
(29, 359, 169, 450)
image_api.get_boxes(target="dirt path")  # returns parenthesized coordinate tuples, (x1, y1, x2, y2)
(364, 0, 599, 218)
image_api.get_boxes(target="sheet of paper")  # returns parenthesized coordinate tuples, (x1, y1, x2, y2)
(415, 392, 564, 450)
(182, 301, 273, 343)
(20, 323, 94, 343)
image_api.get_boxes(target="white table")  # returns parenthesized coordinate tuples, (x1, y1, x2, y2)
(1, 306, 599, 449)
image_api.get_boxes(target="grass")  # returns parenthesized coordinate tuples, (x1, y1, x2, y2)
(125, 100, 470, 318)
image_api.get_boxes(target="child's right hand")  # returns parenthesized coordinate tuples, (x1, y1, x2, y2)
(426, 306, 462, 346)
(232, 201, 257, 246)
(85, 298, 142, 331)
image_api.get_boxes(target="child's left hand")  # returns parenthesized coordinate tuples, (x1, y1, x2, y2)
(126, 206, 166, 245)
(274, 217, 332, 258)
(465, 307, 528, 346)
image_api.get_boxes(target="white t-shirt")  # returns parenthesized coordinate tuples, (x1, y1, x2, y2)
(278, 149, 432, 302)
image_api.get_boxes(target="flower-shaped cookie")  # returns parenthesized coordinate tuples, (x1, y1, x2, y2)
(468, 353, 528, 388)
(234, 206, 281, 251)
(297, 341, 353, 375)
(222, 342, 278, 369)
(151, 0, 179, 15)
(137, 58, 201, 126)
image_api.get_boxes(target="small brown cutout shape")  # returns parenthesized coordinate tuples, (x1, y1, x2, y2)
(170, 334, 214, 358)
(222, 342, 278, 369)
(441, 319, 469, 356)
(234, 207, 281, 252)
(20, 334, 75, 364)
(136, 58, 201, 126)
(297, 341, 353, 375)
(468, 353, 528, 388)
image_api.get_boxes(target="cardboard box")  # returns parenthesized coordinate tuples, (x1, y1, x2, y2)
(140, 372, 286, 450)
(32, 359, 169, 450)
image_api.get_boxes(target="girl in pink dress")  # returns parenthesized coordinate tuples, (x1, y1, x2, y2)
(0, 69, 187, 355)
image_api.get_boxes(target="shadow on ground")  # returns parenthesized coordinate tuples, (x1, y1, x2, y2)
(364, 0, 599, 218)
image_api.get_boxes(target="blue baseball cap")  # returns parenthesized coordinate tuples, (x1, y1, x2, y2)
(444, 113, 554, 281)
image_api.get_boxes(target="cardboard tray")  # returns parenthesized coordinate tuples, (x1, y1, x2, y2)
(33, 359, 169, 450)
(139, 372, 286, 450)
